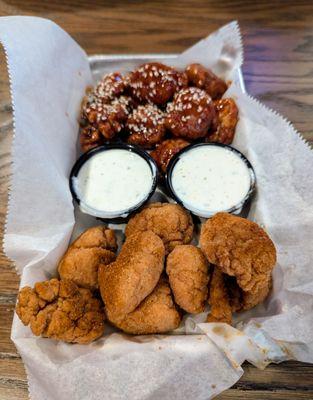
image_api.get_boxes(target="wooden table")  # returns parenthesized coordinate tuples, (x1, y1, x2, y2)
(0, 1, 313, 399)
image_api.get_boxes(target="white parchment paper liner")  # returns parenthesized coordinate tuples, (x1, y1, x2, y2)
(1, 16, 313, 400)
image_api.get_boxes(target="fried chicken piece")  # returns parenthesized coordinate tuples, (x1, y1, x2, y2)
(93, 72, 126, 103)
(71, 226, 117, 251)
(98, 231, 165, 325)
(207, 269, 272, 325)
(226, 275, 272, 312)
(117, 278, 181, 334)
(79, 73, 133, 151)
(185, 63, 228, 100)
(80, 125, 104, 152)
(58, 226, 117, 291)
(206, 98, 239, 145)
(81, 96, 133, 142)
(126, 104, 166, 148)
(125, 203, 194, 255)
(165, 87, 215, 140)
(166, 245, 210, 313)
(127, 62, 188, 106)
(150, 138, 190, 173)
(16, 279, 105, 344)
(200, 213, 276, 295)
(207, 268, 232, 324)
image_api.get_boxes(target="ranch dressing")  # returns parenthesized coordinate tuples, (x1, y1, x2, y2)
(73, 149, 154, 217)
(171, 145, 252, 217)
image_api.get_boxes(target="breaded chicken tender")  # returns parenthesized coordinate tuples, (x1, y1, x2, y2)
(200, 213, 276, 295)
(125, 203, 194, 254)
(117, 278, 181, 334)
(166, 245, 210, 313)
(207, 268, 232, 324)
(98, 231, 165, 325)
(58, 226, 117, 291)
(16, 279, 105, 344)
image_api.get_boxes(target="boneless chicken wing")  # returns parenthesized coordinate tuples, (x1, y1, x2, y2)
(165, 87, 215, 140)
(127, 62, 188, 106)
(16, 279, 105, 344)
(126, 104, 166, 148)
(98, 231, 165, 326)
(200, 213, 276, 295)
(185, 63, 228, 100)
(206, 98, 239, 145)
(58, 226, 117, 291)
(166, 245, 210, 313)
(125, 203, 194, 255)
(117, 278, 181, 334)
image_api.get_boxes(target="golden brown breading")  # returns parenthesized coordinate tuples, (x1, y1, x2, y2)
(125, 203, 194, 255)
(16, 279, 105, 344)
(117, 278, 181, 334)
(98, 231, 165, 325)
(207, 268, 232, 324)
(200, 213, 276, 295)
(166, 245, 210, 313)
(72, 226, 117, 251)
(58, 226, 117, 291)
(58, 248, 115, 291)
(207, 269, 272, 325)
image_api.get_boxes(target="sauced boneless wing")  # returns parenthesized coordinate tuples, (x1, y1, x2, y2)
(117, 278, 181, 335)
(165, 87, 215, 140)
(58, 226, 117, 291)
(98, 231, 165, 326)
(200, 213, 276, 295)
(125, 203, 194, 255)
(166, 245, 210, 313)
(127, 62, 188, 106)
(80, 72, 134, 151)
(150, 138, 190, 173)
(16, 279, 105, 344)
(126, 104, 166, 148)
(185, 63, 228, 100)
(71, 225, 117, 251)
(206, 98, 239, 145)
(207, 268, 272, 325)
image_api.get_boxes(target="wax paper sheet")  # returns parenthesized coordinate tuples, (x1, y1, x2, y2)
(2, 16, 313, 400)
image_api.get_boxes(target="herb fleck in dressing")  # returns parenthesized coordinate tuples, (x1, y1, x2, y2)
(171, 146, 251, 216)
(74, 149, 153, 215)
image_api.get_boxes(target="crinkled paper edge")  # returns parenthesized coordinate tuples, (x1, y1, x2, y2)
(1, 40, 17, 271)
(0, 38, 32, 400)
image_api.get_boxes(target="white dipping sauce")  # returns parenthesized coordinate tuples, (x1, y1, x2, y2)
(171, 145, 252, 217)
(73, 149, 154, 217)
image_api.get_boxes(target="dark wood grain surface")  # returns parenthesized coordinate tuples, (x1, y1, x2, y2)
(0, 1, 313, 399)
